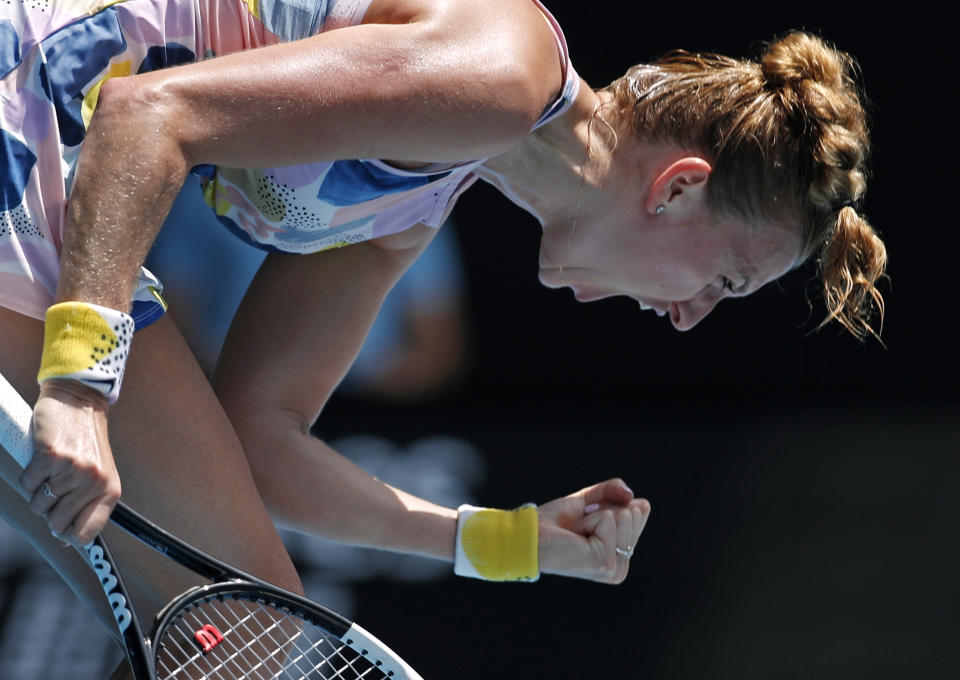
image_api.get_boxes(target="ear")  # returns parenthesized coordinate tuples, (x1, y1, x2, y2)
(645, 157, 713, 216)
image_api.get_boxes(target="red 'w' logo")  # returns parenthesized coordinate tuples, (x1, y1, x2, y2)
(195, 624, 224, 652)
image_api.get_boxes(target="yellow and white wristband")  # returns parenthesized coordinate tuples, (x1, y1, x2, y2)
(454, 504, 539, 582)
(37, 302, 135, 404)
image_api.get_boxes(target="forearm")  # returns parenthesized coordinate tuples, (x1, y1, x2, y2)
(213, 238, 458, 558)
(56, 77, 190, 308)
(242, 416, 457, 559)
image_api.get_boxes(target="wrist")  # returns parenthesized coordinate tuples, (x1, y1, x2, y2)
(39, 378, 110, 410)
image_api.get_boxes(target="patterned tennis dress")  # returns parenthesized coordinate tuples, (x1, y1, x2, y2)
(0, 0, 579, 327)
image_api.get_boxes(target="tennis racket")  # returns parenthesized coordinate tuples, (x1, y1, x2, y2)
(0, 371, 424, 680)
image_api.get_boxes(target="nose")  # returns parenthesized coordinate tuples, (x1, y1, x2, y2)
(671, 292, 722, 331)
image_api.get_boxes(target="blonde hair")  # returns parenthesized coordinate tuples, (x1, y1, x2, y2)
(605, 32, 886, 340)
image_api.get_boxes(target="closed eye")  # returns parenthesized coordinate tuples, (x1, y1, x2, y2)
(723, 275, 751, 296)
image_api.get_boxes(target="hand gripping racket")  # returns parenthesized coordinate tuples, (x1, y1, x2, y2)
(0, 372, 424, 680)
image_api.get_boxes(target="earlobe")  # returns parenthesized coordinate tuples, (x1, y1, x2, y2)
(645, 157, 713, 216)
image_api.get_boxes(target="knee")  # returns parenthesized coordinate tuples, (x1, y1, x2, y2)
(220, 400, 309, 507)
(225, 399, 307, 469)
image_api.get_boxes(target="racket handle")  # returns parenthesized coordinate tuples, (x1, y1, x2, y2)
(0, 373, 102, 553)
(0, 371, 33, 470)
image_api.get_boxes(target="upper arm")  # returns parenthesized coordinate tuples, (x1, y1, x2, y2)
(214, 224, 439, 422)
(59, 0, 557, 308)
(96, 0, 563, 169)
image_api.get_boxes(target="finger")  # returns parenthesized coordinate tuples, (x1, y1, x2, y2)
(614, 506, 635, 560)
(41, 463, 113, 533)
(44, 490, 88, 536)
(64, 495, 117, 547)
(632, 498, 651, 537)
(580, 506, 636, 579)
(581, 499, 651, 536)
(573, 506, 618, 549)
(571, 503, 612, 537)
(577, 507, 621, 572)
(580, 478, 634, 508)
(28, 480, 62, 515)
(583, 498, 645, 516)
(19, 458, 53, 496)
(45, 476, 117, 537)
(617, 500, 649, 552)
(28, 467, 85, 511)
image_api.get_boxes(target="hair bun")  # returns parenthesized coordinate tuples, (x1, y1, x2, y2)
(761, 32, 850, 91)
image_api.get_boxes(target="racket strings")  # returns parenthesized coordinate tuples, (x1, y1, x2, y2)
(156, 600, 285, 680)
(154, 594, 392, 679)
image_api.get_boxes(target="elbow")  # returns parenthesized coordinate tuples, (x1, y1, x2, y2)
(441, 59, 551, 157)
(92, 75, 194, 176)
(415, 21, 556, 156)
(464, 33, 563, 153)
(495, 61, 553, 141)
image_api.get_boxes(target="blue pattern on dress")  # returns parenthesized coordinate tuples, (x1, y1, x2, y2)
(0, 131, 35, 211)
(258, 0, 328, 42)
(41, 8, 127, 146)
(138, 43, 196, 74)
(38, 61, 53, 102)
(0, 20, 20, 79)
(316, 160, 446, 205)
(216, 214, 289, 253)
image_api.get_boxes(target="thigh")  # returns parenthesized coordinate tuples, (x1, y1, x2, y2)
(0, 306, 302, 627)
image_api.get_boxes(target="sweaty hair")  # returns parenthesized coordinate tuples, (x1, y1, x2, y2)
(605, 31, 886, 340)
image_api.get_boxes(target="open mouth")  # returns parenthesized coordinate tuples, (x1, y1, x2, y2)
(638, 301, 667, 317)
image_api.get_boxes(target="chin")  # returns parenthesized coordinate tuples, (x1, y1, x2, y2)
(537, 268, 563, 290)
(573, 291, 613, 303)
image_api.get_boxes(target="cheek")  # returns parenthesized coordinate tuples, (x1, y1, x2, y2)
(640, 235, 720, 296)
(639, 259, 713, 300)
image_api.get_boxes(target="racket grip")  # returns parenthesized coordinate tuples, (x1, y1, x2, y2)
(1, 372, 136, 590)
(0, 372, 34, 470)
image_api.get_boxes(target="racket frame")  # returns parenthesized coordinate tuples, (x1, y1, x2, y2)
(0, 372, 422, 680)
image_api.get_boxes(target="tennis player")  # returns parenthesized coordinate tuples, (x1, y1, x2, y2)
(0, 0, 885, 671)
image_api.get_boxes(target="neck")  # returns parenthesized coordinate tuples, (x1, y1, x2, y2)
(475, 82, 610, 228)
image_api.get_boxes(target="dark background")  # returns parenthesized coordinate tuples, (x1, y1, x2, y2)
(315, 4, 957, 679)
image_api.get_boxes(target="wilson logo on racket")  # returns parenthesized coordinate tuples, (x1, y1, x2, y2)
(194, 624, 225, 652)
(86, 544, 133, 633)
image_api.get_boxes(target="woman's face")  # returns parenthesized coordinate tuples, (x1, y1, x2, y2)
(538, 201, 802, 331)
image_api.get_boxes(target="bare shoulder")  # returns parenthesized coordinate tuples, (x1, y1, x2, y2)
(364, 0, 556, 30)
